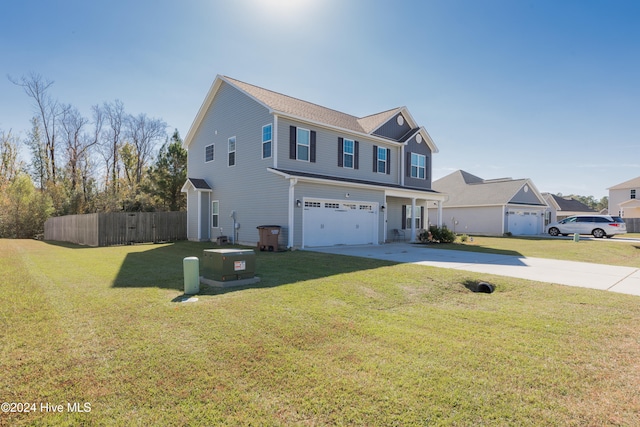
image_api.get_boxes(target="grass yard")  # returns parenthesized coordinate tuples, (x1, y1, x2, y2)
(1, 239, 640, 426)
(437, 235, 640, 268)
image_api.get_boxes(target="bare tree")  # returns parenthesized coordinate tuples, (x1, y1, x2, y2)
(98, 100, 126, 195)
(125, 113, 167, 184)
(9, 72, 67, 185)
(60, 105, 101, 193)
(0, 129, 23, 186)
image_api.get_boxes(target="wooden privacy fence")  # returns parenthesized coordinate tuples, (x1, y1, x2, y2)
(624, 218, 640, 233)
(44, 212, 187, 247)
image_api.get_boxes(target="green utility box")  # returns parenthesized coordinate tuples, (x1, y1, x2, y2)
(202, 249, 256, 282)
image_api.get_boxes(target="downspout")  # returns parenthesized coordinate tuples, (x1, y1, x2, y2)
(288, 178, 298, 248)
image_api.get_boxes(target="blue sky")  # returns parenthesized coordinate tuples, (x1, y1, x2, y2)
(1, 0, 639, 198)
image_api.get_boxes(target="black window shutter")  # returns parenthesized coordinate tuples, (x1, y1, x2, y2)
(310, 131, 316, 163)
(420, 206, 425, 228)
(406, 151, 411, 177)
(386, 148, 391, 174)
(354, 141, 359, 169)
(338, 137, 343, 167)
(372, 145, 378, 172)
(289, 126, 296, 159)
(426, 155, 430, 180)
(401, 205, 407, 230)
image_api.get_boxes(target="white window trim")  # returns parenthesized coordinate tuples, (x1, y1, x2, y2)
(405, 205, 422, 229)
(211, 200, 219, 229)
(205, 143, 214, 163)
(411, 153, 426, 179)
(228, 136, 236, 167)
(297, 127, 310, 162)
(262, 124, 272, 159)
(377, 146, 387, 174)
(343, 138, 354, 169)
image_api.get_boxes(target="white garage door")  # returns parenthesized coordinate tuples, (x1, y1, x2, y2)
(303, 199, 378, 247)
(507, 210, 541, 235)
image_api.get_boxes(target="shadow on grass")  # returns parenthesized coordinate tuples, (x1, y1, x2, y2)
(105, 240, 397, 296)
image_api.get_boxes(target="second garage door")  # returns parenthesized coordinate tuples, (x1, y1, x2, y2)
(303, 199, 378, 247)
(507, 210, 542, 235)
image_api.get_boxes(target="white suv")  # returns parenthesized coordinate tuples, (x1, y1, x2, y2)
(546, 215, 627, 238)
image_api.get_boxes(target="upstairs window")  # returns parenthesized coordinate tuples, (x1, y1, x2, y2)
(410, 153, 426, 179)
(228, 136, 236, 166)
(343, 139, 354, 168)
(296, 128, 310, 161)
(289, 125, 316, 162)
(372, 145, 390, 174)
(205, 144, 214, 162)
(632, 189, 636, 199)
(377, 147, 387, 173)
(338, 137, 359, 169)
(262, 124, 272, 159)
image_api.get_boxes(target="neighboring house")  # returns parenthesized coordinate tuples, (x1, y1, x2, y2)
(542, 193, 596, 224)
(608, 176, 640, 218)
(427, 170, 547, 236)
(182, 75, 447, 248)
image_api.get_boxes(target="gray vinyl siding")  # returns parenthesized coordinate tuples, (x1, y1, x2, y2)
(277, 117, 399, 185)
(372, 113, 412, 140)
(291, 181, 385, 247)
(186, 81, 288, 244)
(510, 185, 545, 205)
(403, 133, 433, 190)
(186, 190, 199, 240)
(430, 206, 505, 236)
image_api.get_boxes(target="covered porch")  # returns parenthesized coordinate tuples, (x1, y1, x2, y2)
(383, 188, 448, 243)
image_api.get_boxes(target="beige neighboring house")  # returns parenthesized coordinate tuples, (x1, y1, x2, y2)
(608, 176, 640, 218)
(542, 193, 596, 224)
(428, 170, 548, 236)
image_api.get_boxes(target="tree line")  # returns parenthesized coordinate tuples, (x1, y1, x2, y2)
(0, 73, 187, 238)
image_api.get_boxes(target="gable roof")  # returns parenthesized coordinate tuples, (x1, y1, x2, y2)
(184, 75, 438, 152)
(181, 177, 212, 193)
(542, 193, 596, 212)
(608, 176, 640, 190)
(432, 170, 546, 207)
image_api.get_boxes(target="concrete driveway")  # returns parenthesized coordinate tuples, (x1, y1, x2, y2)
(309, 243, 640, 297)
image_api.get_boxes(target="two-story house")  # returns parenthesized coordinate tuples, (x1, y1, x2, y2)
(608, 176, 640, 218)
(181, 75, 447, 248)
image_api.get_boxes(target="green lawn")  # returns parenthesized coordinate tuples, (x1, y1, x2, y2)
(2, 239, 639, 426)
(436, 235, 640, 268)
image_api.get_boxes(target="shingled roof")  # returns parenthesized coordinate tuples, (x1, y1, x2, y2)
(433, 170, 545, 206)
(543, 193, 595, 213)
(224, 76, 400, 134)
(184, 75, 438, 153)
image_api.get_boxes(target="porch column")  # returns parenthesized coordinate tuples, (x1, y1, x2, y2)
(410, 197, 417, 242)
(437, 200, 443, 228)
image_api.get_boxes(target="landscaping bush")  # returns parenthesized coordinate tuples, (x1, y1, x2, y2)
(420, 225, 457, 243)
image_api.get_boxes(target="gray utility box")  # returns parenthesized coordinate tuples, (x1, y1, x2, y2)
(202, 249, 256, 282)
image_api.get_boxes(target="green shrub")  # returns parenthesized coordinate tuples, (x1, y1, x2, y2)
(459, 234, 469, 243)
(422, 225, 457, 243)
